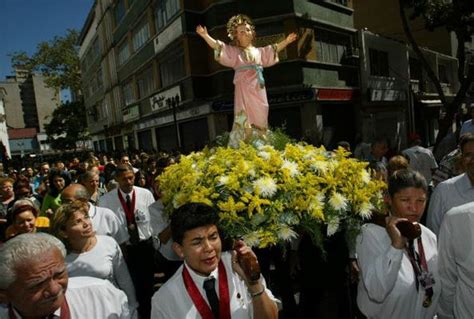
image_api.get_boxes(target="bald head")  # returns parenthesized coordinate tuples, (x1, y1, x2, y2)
(60, 183, 90, 204)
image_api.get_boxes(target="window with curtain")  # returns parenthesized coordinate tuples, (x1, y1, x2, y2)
(137, 67, 155, 99)
(132, 20, 150, 51)
(117, 39, 130, 65)
(114, 0, 126, 26)
(122, 81, 135, 106)
(160, 50, 185, 87)
(315, 28, 349, 64)
(155, 0, 180, 32)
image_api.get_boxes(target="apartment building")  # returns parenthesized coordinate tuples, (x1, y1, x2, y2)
(80, 0, 360, 152)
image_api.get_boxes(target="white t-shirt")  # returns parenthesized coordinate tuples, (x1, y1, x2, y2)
(89, 203, 129, 244)
(356, 223, 439, 319)
(151, 252, 279, 319)
(100, 186, 157, 242)
(65, 235, 137, 310)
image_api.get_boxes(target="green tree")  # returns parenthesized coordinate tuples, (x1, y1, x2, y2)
(399, 0, 474, 149)
(9, 29, 87, 150)
(10, 29, 82, 94)
(44, 101, 88, 150)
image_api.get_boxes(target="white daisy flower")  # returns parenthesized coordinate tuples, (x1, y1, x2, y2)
(281, 160, 300, 177)
(258, 151, 271, 160)
(361, 170, 371, 184)
(243, 232, 260, 247)
(253, 177, 277, 198)
(358, 201, 374, 219)
(278, 225, 298, 241)
(311, 160, 328, 173)
(217, 176, 229, 186)
(329, 192, 348, 211)
(327, 217, 340, 236)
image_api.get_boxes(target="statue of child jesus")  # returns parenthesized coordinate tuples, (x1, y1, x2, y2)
(196, 14, 297, 147)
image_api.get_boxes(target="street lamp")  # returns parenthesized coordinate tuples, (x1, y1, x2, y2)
(166, 94, 181, 151)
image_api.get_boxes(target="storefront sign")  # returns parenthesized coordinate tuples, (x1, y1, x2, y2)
(153, 17, 183, 55)
(370, 89, 407, 102)
(122, 104, 140, 123)
(316, 88, 357, 101)
(149, 86, 181, 112)
(135, 104, 211, 130)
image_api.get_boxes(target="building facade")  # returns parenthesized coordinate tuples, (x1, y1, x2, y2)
(358, 30, 459, 150)
(80, 0, 360, 153)
(0, 67, 60, 156)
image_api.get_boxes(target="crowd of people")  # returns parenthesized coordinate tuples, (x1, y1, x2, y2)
(0, 124, 473, 318)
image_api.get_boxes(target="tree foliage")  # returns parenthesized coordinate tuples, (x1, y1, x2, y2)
(9, 29, 82, 94)
(44, 101, 88, 150)
(399, 0, 474, 148)
(9, 29, 88, 150)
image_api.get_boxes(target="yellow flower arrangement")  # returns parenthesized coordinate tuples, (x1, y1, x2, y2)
(159, 141, 385, 249)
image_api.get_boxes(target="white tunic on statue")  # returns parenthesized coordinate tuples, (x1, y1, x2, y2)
(99, 186, 157, 242)
(151, 252, 279, 319)
(356, 223, 439, 319)
(0, 277, 132, 319)
(65, 235, 138, 310)
(437, 202, 474, 319)
(89, 203, 129, 244)
(426, 173, 474, 235)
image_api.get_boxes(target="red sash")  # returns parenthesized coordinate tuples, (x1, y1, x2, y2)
(182, 260, 231, 319)
(117, 190, 136, 225)
(9, 297, 70, 319)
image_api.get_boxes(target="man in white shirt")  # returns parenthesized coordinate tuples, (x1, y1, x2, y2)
(402, 133, 438, 185)
(61, 183, 129, 245)
(0, 233, 131, 319)
(459, 105, 474, 136)
(426, 133, 474, 235)
(437, 201, 474, 318)
(100, 164, 156, 319)
(151, 203, 279, 319)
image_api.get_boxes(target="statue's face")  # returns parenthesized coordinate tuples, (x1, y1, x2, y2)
(235, 23, 254, 48)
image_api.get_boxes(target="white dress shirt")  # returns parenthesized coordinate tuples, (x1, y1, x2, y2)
(0, 277, 133, 319)
(151, 252, 279, 319)
(427, 173, 474, 235)
(100, 186, 157, 242)
(65, 235, 138, 310)
(89, 203, 129, 244)
(356, 223, 439, 319)
(437, 202, 474, 319)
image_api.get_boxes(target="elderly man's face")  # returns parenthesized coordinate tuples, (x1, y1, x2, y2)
(6, 248, 68, 317)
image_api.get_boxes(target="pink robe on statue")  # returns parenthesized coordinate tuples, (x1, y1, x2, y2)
(215, 41, 279, 129)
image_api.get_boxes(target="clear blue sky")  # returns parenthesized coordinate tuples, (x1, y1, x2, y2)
(0, 0, 94, 80)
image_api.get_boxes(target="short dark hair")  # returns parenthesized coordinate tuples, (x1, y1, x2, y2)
(387, 169, 427, 197)
(459, 132, 474, 154)
(170, 203, 219, 245)
(115, 164, 134, 176)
